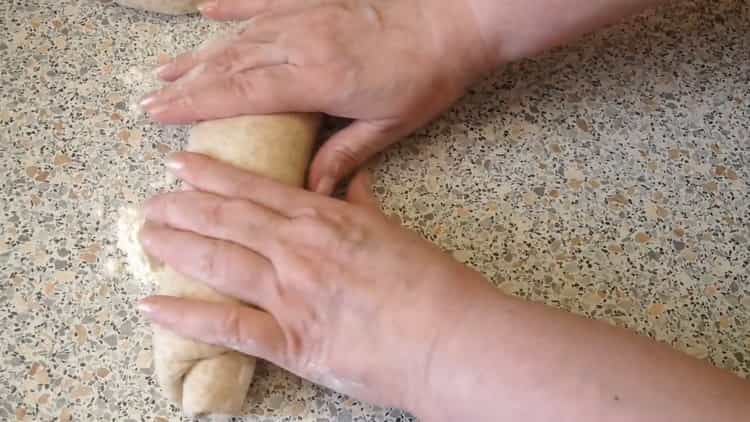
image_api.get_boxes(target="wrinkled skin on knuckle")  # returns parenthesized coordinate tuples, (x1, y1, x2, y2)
(286, 211, 366, 262)
(329, 143, 361, 172)
(275, 216, 359, 303)
(225, 71, 254, 101)
(280, 217, 372, 312)
(211, 45, 244, 74)
(173, 91, 205, 120)
(218, 306, 247, 350)
(201, 199, 231, 231)
(195, 240, 221, 279)
(271, 262, 327, 373)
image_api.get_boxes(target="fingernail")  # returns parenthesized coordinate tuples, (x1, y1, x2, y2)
(137, 299, 155, 315)
(197, 0, 218, 13)
(137, 224, 153, 246)
(165, 155, 185, 173)
(154, 63, 171, 78)
(145, 104, 170, 116)
(316, 176, 336, 195)
(139, 93, 160, 110)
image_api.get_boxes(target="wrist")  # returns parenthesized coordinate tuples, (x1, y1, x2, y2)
(423, 0, 500, 85)
(464, 0, 509, 67)
(405, 273, 502, 420)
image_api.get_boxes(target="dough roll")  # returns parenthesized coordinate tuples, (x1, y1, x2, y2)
(113, 0, 199, 15)
(151, 113, 320, 416)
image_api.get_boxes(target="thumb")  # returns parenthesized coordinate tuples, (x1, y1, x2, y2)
(346, 169, 380, 210)
(309, 120, 399, 196)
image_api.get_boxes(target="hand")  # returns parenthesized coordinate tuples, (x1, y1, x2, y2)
(137, 152, 494, 412)
(139, 0, 492, 194)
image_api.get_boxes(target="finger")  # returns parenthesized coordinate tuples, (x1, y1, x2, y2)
(155, 30, 243, 82)
(143, 191, 285, 254)
(144, 65, 313, 124)
(166, 152, 328, 215)
(198, 0, 309, 21)
(345, 169, 380, 211)
(308, 120, 402, 195)
(139, 223, 279, 308)
(155, 37, 282, 84)
(145, 44, 288, 111)
(138, 295, 285, 362)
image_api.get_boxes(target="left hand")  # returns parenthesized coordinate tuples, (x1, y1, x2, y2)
(137, 152, 494, 412)
(139, 0, 491, 194)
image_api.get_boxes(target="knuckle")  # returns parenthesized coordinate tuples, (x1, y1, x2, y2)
(281, 312, 322, 369)
(266, 271, 288, 304)
(284, 328, 305, 359)
(202, 199, 230, 228)
(335, 230, 366, 261)
(175, 93, 204, 120)
(288, 209, 366, 261)
(290, 255, 324, 286)
(209, 51, 236, 76)
(173, 52, 195, 70)
(219, 307, 245, 348)
(360, 2, 384, 27)
(228, 71, 256, 101)
(212, 47, 240, 73)
(289, 206, 323, 221)
(343, 217, 366, 243)
(196, 240, 222, 278)
(330, 145, 361, 170)
(292, 215, 337, 243)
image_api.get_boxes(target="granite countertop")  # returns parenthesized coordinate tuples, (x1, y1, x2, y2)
(1, 0, 748, 421)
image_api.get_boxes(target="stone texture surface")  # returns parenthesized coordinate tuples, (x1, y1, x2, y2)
(1, 0, 748, 420)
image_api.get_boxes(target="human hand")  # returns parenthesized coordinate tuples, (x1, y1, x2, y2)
(139, 0, 492, 194)
(137, 152, 494, 412)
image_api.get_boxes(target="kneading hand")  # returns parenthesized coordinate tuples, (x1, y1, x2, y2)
(138, 152, 493, 411)
(139, 0, 492, 194)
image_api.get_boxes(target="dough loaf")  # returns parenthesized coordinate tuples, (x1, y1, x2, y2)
(114, 0, 199, 15)
(150, 113, 320, 416)
(111, 0, 320, 415)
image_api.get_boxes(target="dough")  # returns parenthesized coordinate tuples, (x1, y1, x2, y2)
(114, 0, 199, 15)
(188, 114, 319, 186)
(152, 269, 254, 416)
(147, 113, 320, 416)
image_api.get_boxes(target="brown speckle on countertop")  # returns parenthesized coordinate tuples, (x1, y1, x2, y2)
(1, 0, 748, 421)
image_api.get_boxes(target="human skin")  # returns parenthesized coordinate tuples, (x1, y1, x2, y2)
(137, 0, 750, 420)
(139, 154, 750, 422)
(140, 0, 662, 194)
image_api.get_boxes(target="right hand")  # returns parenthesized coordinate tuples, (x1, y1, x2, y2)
(140, 0, 493, 194)
(137, 153, 496, 414)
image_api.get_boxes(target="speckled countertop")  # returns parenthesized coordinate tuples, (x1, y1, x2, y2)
(1, 0, 748, 421)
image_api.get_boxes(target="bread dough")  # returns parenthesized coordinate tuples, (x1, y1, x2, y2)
(114, 0, 199, 15)
(152, 268, 255, 416)
(133, 113, 319, 416)
(188, 114, 319, 186)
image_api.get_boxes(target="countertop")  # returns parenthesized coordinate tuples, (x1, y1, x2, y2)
(1, 0, 748, 420)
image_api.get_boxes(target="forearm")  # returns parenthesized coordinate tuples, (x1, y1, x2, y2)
(468, 0, 668, 66)
(415, 287, 750, 421)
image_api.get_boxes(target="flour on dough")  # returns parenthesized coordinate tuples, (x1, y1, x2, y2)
(116, 205, 161, 283)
